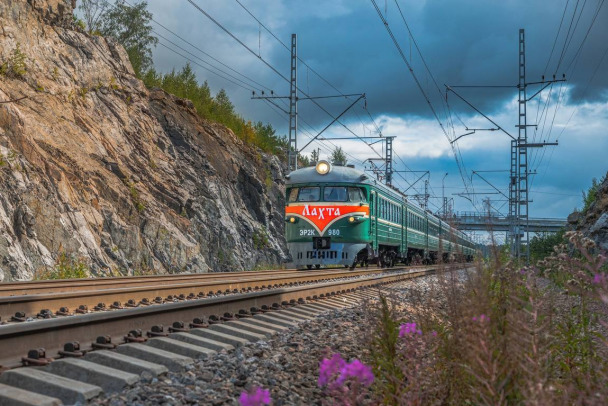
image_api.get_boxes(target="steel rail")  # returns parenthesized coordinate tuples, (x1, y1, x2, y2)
(0, 266, 389, 295)
(0, 268, 432, 368)
(0, 267, 408, 320)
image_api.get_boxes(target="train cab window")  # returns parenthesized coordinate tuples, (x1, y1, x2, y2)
(323, 186, 348, 202)
(348, 187, 366, 203)
(297, 187, 320, 202)
(288, 188, 299, 202)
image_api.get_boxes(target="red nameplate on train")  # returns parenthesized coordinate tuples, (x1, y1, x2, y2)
(286, 204, 369, 235)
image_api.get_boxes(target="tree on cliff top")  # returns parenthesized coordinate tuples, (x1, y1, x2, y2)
(93, 0, 158, 77)
(78, 0, 110, 34)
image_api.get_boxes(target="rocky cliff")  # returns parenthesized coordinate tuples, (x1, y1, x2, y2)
(579, 172, 608, 252)
(0, 0, 289, 281)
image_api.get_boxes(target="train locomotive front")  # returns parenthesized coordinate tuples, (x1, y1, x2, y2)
(285, 161, 372, 269)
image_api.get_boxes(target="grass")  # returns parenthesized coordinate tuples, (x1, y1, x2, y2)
(355, 233, 608, 405)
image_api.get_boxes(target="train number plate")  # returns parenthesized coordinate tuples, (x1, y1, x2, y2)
(313, 237, 331, 250)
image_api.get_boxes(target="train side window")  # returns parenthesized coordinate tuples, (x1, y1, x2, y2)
(297, 187, 320, 202)
(288, 188, 299, 202)
(348, 187, 366, 203)
(323, 186, 348, 202)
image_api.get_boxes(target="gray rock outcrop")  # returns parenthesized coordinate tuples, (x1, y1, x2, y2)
(0, 0, 288, 280)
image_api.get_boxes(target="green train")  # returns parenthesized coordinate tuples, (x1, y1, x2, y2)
(285, 161, 476, 268)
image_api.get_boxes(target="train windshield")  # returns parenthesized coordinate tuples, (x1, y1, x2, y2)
(297, 187, 321, 202)
(324, 186, 348, 202)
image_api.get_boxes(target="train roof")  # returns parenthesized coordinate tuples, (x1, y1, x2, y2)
(286, 164, 415, 207)
(286, 164, 371, 186)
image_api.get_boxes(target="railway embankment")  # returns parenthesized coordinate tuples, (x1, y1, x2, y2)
(0, 0, 288, 281)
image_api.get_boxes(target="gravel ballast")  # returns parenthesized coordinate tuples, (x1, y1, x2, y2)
(90, 275, 439, 406)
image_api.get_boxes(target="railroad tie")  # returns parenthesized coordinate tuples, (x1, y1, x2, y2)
(146, 336, 216, 359)
(0, 382, 62, 406)
(0, 368, 102, 405)
(84, 350, 168, 376)
(115, 343, 193, 372)
(208, 323, 268, 341)
(44, 358, 139, 393)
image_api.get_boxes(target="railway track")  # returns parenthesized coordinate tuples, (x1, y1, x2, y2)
(0, 266, 438, 405)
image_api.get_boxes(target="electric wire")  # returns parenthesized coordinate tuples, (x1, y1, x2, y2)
(186, 0, 379, 159)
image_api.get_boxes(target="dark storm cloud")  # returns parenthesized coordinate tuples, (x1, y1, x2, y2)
(146, 0, 607, 129)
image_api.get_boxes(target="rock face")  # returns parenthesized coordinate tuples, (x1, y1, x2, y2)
(0, 0, 288, 281)
(578, 172, 608, 252)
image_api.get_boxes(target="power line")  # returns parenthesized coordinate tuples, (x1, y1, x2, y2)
(156, 42, 254, 91)
(186, 0, 382, 160)
(121, 0, 271, 92)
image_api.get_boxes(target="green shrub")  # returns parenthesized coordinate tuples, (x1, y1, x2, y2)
(1, 43, 27, 78)
(252, 228, 270, 250)
(142, 64, 288, 158)
(36, 252, 89, 280)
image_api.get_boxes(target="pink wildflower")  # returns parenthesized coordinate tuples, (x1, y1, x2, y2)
(593, 273, 606, 284)
(239, 387, 271, 406)
(336, 359, 374, 387)
(399, 322, 420, 337)
(431, 331, 438, 337)
(318, 353, 346, 387)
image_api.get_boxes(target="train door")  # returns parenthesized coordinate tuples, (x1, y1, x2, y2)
(369, 190, 378, 251)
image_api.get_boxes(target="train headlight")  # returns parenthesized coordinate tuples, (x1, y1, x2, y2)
(290, 217, 296, 223)
(315, 160, 331, 175)
(286, 217, 298, 223)
(348, 216, 355, 223)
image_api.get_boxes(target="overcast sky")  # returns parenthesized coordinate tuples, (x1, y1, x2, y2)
(139, 0, 608, 230)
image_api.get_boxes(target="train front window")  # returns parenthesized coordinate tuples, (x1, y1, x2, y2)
(348, 187, 366, 203)
(288, 188, 299, 202)
(297, 187, 320, 202)
(323, 186, 348, 202)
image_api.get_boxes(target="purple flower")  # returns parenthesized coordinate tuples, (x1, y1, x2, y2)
(318, 353, 346, 387)
(473, 314, 490, 322)
(399, 322, 420, 337)
(336, 359, 374, 387)
(593, 273, 606, 284)
(431, 331, 438, 337)
(239, 387, 271, 406)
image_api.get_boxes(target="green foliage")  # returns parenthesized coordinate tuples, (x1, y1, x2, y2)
(1, 43, 27, 78)
(298, 153, 310, 167)
(529, 229, 565, 262)
(72, 15, 86, 31)
(78, 0, 110, 34)
(97, 0, 157, 77)
(252, 228, 270, 250)
(369, 295, 403, 404)
(142, 64, 287, 156)
(582, 175, 605, 213)
(330, 146, 347, 166)
(36, 252, 89, 280)
(123, 178, 145, 212)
